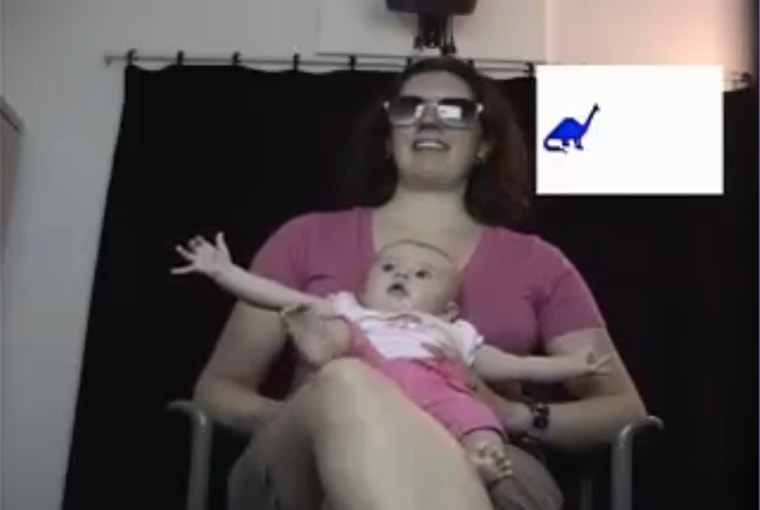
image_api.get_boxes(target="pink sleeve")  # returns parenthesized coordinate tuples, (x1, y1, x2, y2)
(532, 241, 606, 342)
(248, 215, 311, 290)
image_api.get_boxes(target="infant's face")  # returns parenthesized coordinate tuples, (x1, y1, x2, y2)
(361, 242, 458, 315)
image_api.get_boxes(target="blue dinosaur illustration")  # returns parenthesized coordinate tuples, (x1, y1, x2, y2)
(543, 103, 600, 153)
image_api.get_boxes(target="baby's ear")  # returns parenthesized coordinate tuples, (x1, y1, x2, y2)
(443, 301, 460, 321)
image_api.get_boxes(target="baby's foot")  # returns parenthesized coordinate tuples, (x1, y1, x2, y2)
(281, 304, 344, 367)
(469, 442, 513, 485)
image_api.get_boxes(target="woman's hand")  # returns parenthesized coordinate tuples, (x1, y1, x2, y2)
(172, 232, 233, 280)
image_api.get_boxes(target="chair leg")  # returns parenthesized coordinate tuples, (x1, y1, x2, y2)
(578, 472, 595, 510)
(610, 416, 664, 510)
(169, 400, 215, 510)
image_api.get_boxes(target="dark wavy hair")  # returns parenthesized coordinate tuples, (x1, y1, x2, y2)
(341, 56, 531, 227)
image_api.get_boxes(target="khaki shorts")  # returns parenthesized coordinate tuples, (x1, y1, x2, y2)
(227, 440, 563, 510)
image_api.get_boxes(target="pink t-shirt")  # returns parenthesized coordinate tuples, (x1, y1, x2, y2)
(250, 207, 605, 355)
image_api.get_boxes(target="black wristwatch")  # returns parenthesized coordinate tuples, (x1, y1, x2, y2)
(512, 398, 551, 462)
(525, 398, 551, 434)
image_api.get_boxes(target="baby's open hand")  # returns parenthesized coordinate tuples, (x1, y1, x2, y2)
(172, 232, 232, 279)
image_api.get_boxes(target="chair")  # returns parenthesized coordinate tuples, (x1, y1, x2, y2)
(167, 399, 663, 510)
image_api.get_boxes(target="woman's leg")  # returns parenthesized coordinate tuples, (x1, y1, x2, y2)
(229, 358, 495, 510)
(488, 445, 564, 510)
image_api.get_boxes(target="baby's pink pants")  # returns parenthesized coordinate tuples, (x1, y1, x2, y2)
(342, 320, 504, 441)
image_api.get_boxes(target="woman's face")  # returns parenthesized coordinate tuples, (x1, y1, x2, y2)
(388, 71, 487, 190)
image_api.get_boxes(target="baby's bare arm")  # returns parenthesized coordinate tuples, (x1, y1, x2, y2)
(472, 345, 609, 383)
(174, 232, 335, 315)
(214, 265, 335, 315)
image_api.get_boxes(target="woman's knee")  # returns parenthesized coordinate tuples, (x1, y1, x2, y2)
(310, 358, 376, 390)
(250, 359, 386, 447)
(305, 358, 420, 434)
(308, 359, 386, 409)
(489, 445, 563, 510)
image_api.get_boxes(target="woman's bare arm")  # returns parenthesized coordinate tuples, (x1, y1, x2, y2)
(488, 328, 647, 451)
(193, 303, 287, 435)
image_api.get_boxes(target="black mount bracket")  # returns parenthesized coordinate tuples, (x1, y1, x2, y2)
(413, 15, 457, 55)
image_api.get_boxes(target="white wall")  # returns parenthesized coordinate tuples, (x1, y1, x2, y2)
(547, 0, 756, 79)
(2, 1, 754, 509)
(0, 0, 4, 93)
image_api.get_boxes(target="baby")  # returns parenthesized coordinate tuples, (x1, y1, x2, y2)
(173, 233, 611, 486)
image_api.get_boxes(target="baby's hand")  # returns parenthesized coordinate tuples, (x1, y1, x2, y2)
(573, 347, 613, 376)
(172, 232, 232, 279)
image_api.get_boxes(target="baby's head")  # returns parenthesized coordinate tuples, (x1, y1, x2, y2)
(360, 239, 460, 319)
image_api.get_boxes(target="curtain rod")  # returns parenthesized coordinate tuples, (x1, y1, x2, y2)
(103, 50, 536, 75)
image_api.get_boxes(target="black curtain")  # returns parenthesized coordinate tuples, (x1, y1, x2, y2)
(62, 64, 757, 510)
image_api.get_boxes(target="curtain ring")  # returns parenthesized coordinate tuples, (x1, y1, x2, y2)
(231, 51, 241, 66)
(175, 51, 185, 66)
(348, 55, 356, 72)
(126, 49, 137, 66)
(292, 53, 300, 71)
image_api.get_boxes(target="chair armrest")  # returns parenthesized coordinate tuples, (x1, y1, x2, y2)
(610, 415, 664, 510)
(168, 399, 215, 510)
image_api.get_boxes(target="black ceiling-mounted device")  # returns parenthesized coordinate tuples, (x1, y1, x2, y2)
(386, 0, 478, 55)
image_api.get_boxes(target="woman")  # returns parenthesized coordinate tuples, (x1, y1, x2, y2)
(193, 56, 647, 510)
